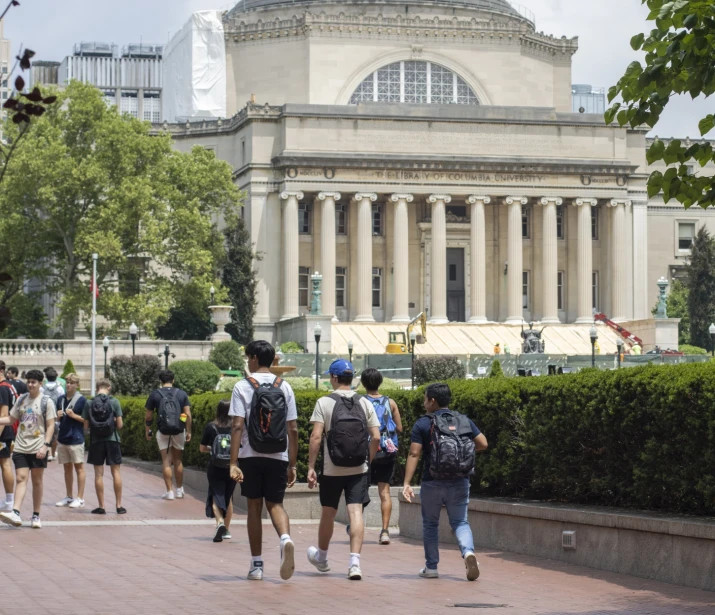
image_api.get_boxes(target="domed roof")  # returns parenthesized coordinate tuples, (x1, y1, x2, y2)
(229, 0, 528, 22)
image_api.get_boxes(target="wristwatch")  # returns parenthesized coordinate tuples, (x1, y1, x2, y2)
(44, 442, 51, 447)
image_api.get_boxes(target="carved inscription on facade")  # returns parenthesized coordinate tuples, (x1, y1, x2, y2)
(291, 168, 551, 184)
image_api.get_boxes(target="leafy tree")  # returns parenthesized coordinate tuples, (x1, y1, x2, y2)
(209, 340, 243, 370)
(652, 278, 690, 344)
(2, 292, 48, 338)
(61, 359, 77, 378)
(686, 228, 715, 348)
(222, 211, 258, 344)
(0, 81, 241, 337)
(156, 281, 213, 341)
(606, 0, 714, 208)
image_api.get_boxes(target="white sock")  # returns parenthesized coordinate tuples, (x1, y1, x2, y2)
(6, 494, 13, 504)
(349, 553, 361, 568)
(317, 548, 328, 562)
(280, 533, 291, 543)
(251, 555, 263, 566)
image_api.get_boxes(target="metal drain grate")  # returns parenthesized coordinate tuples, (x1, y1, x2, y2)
(562, 530, 576, 549)
(453, 604, 508, 609)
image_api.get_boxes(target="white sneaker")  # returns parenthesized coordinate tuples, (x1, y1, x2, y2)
(247, 562, 264, 580)
(162, 491, 175, 500)
(69, 498, 85, 509)
(306, 546, 330, 572)
(223, 532, 232, 540)
(47, 454, 54, 461)
(56, 497, 73, 507)
(348, 565, 362, 580)
(0, 510, 22, 527)
(419, 567, 439, 578)
(31, 515, 41, 529)
(464, 552, 480, 581)
(280, 538, 295, 580)
(0, 501, 13, 512)
(175, 487, 184, 499)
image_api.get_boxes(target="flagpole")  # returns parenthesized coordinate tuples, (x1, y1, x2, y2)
(90, 253, 98, 396)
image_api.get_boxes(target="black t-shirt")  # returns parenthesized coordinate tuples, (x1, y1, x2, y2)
(201, 422, 231, 467)
(0, 382, 14, 441)
(145, 387, 191, 413)
(10, 379, 28, 395)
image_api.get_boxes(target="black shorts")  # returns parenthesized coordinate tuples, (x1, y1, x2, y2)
(239, 457, 289, 503)
(0, 441, 11, 459)
(319, 472, 370, 510)
(370, 458, 395, 485)
(87, 441, 122, 466)
(12, 451, 47, 470)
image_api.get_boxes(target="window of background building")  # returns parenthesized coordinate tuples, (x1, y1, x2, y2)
(298, 201, 312, 235)
(678, 222, 696, 250)
(591, 207, 599, 240)
(592, 271, 599, 311)
(101, 89, 116, 108)
(556, 205, 565, 239)
(336, 267, 347, 308)
(336, 203, 347, 235)
(299, 267, 310, 307)
(142, 91, 161, 123)
(522, 207, 531, 239)
(120, 91, 138, 118)
(522, 271, 530, 309)
(372, 267, 382, 307)
(557, 271, 565, 310)
(372, 203, 383, 236)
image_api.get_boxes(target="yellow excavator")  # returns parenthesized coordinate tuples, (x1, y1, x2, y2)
(386, 312, 427, 354)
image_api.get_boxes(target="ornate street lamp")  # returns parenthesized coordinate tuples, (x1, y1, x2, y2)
(410, 330, 417, 389)
(616, 339, 624, 369)
(314, 323, 322, 391)
(210, 285, 216, 305)
(347, 340, 354, 364)
(159, 344, 175, 370)
(589, 325, 598, 368)
(102, 336, 110, 378)
(709, 323, 715, 357)
(129, 322, 138, 357)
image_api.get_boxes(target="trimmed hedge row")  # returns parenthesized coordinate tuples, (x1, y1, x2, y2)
(118, 361, 715, 515)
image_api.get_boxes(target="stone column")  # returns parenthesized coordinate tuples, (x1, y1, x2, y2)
(354, 193, 377, 322)
(317, 192, 341, 321)
(467, 195, 490, 323)
(609, 199, 631, 321)
(280, 191, 303, 320)
(539, 197, 562, 323)
(428, 194, 451, 324)
(390, 193, 413, 322)
(632, 199, 649, 320)
(506, 196, 527, 324)
(573, 198, 597, 323)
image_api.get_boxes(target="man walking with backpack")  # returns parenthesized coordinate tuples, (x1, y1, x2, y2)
(83, 379, 126, 515)
(306, 359, 381, 580)
(402, 383, 488, 581)
(0, 361, 18, 512)
(228, 340, 299, 581)
(144, 370, 192, 500)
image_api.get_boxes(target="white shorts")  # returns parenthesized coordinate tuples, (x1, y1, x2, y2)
(156, 430, 186, 451)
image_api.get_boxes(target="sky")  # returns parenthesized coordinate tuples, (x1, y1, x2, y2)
(2, 0, 711, 137)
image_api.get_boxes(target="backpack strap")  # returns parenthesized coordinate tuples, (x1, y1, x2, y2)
(272, 377, 282, 389)
(246, 377, 260, 390)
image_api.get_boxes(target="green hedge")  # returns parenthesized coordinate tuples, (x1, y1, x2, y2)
(117, 362, 715, 515)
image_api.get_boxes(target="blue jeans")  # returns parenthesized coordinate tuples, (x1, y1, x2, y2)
(420, 478, 474, 569)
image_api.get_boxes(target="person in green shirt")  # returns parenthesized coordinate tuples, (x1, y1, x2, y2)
(82, 379, 125, 515)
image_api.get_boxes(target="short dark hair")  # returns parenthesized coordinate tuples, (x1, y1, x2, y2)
(25, 369, 45, 383)
(44, 366, 58, 381)
(0, 360, 5, 372)
(158, 370, 174, 384)
(7, 367, 18, 377)
(245, 340, 275, 368)
(96, 378, 112, 391)
(425, 383, 451, 408)
(216, 399, 231, 427)
(360, 367, 383, 392)
(336, 373, 353, 386)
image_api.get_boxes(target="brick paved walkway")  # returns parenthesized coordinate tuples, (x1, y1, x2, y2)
(1, 461, 713, 615)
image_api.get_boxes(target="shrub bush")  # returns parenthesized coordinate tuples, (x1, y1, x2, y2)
(489, 359, 504, 378)
(413, 355, 466, 385)
(61, 359, 77, 378)
(209, 340, 244, 370)
(109, 354, 161, 396)
(355, 377, 402, 393)
(216, 376, 240, 392)
(280, 341, 305, 353)
(679, 344, 708, 355)
(170, 360, 222, 395)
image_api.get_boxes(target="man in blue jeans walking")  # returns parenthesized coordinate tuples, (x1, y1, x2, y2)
(402, 382, 488, 581)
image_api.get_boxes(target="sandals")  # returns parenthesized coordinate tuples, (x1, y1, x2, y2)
(91, 507, 106, 515)
(117, 507, 127, 515)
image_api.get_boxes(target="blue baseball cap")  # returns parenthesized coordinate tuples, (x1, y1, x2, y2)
(325, 359, 354, 376)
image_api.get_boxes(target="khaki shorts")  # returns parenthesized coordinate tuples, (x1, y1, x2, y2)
(156, 430, 186, 452)
(57, 443, 85, 465)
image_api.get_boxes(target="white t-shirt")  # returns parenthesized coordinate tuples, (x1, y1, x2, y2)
(229, 373, 298, 462)
(310, 390, 380, 477)
(11, 394, 57, 454)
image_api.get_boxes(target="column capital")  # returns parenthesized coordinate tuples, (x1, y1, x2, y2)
(505, 196, 528, 206)
(389, 193, 414, 203)
(354, 192, 378, 202)
(317, 191, 341, 201)
(573, 198, 598, 207)
(280, 191, 304, 201)
(539, 197, 563, 206)
(467, 195, 491, 205)
(428, 194, 452, 204)
(607, 198, 632, 208)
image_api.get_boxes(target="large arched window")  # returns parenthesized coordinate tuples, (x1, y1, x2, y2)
(349, 61, 479, 105)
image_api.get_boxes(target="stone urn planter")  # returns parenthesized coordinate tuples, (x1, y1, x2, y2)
(209, 305, 233, 342)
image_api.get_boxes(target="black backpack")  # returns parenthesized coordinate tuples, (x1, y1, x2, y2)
(156, 388, 183, 435)
(326, 393, 370, 467)
(246, 377, 287, 454)
(89, 394, 116, 438)
(428, 410, 476, 480)
(210, 425, 232, 468)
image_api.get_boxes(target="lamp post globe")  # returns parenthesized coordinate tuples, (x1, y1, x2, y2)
(314, 323, 322, 391)
(129, 322, 138, 356)
(589, 325, 597, 368)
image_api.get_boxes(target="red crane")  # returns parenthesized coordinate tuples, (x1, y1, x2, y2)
(593, 313, 643, 346)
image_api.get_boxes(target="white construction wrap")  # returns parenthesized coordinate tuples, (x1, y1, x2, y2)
(162, 10, 226, 122)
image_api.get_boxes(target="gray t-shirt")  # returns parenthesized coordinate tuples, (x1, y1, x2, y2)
(310, 390, 380, 477)
(10, 394, 57, 454)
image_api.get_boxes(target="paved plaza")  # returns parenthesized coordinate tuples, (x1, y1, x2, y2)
(1, 462, 713, 615)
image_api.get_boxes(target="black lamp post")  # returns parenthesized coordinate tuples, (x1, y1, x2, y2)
(347, 340, 353, 364)
(159, 344, 175, 370)
(314, 323, 322, 391)
(616, 339, 624, 369)
(410, 330, 417, 389)
(589, 325, 597, 368)
(102, 336, 110, 378)
(709, 323, 715, 358)
(129, 322, 138, 357)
